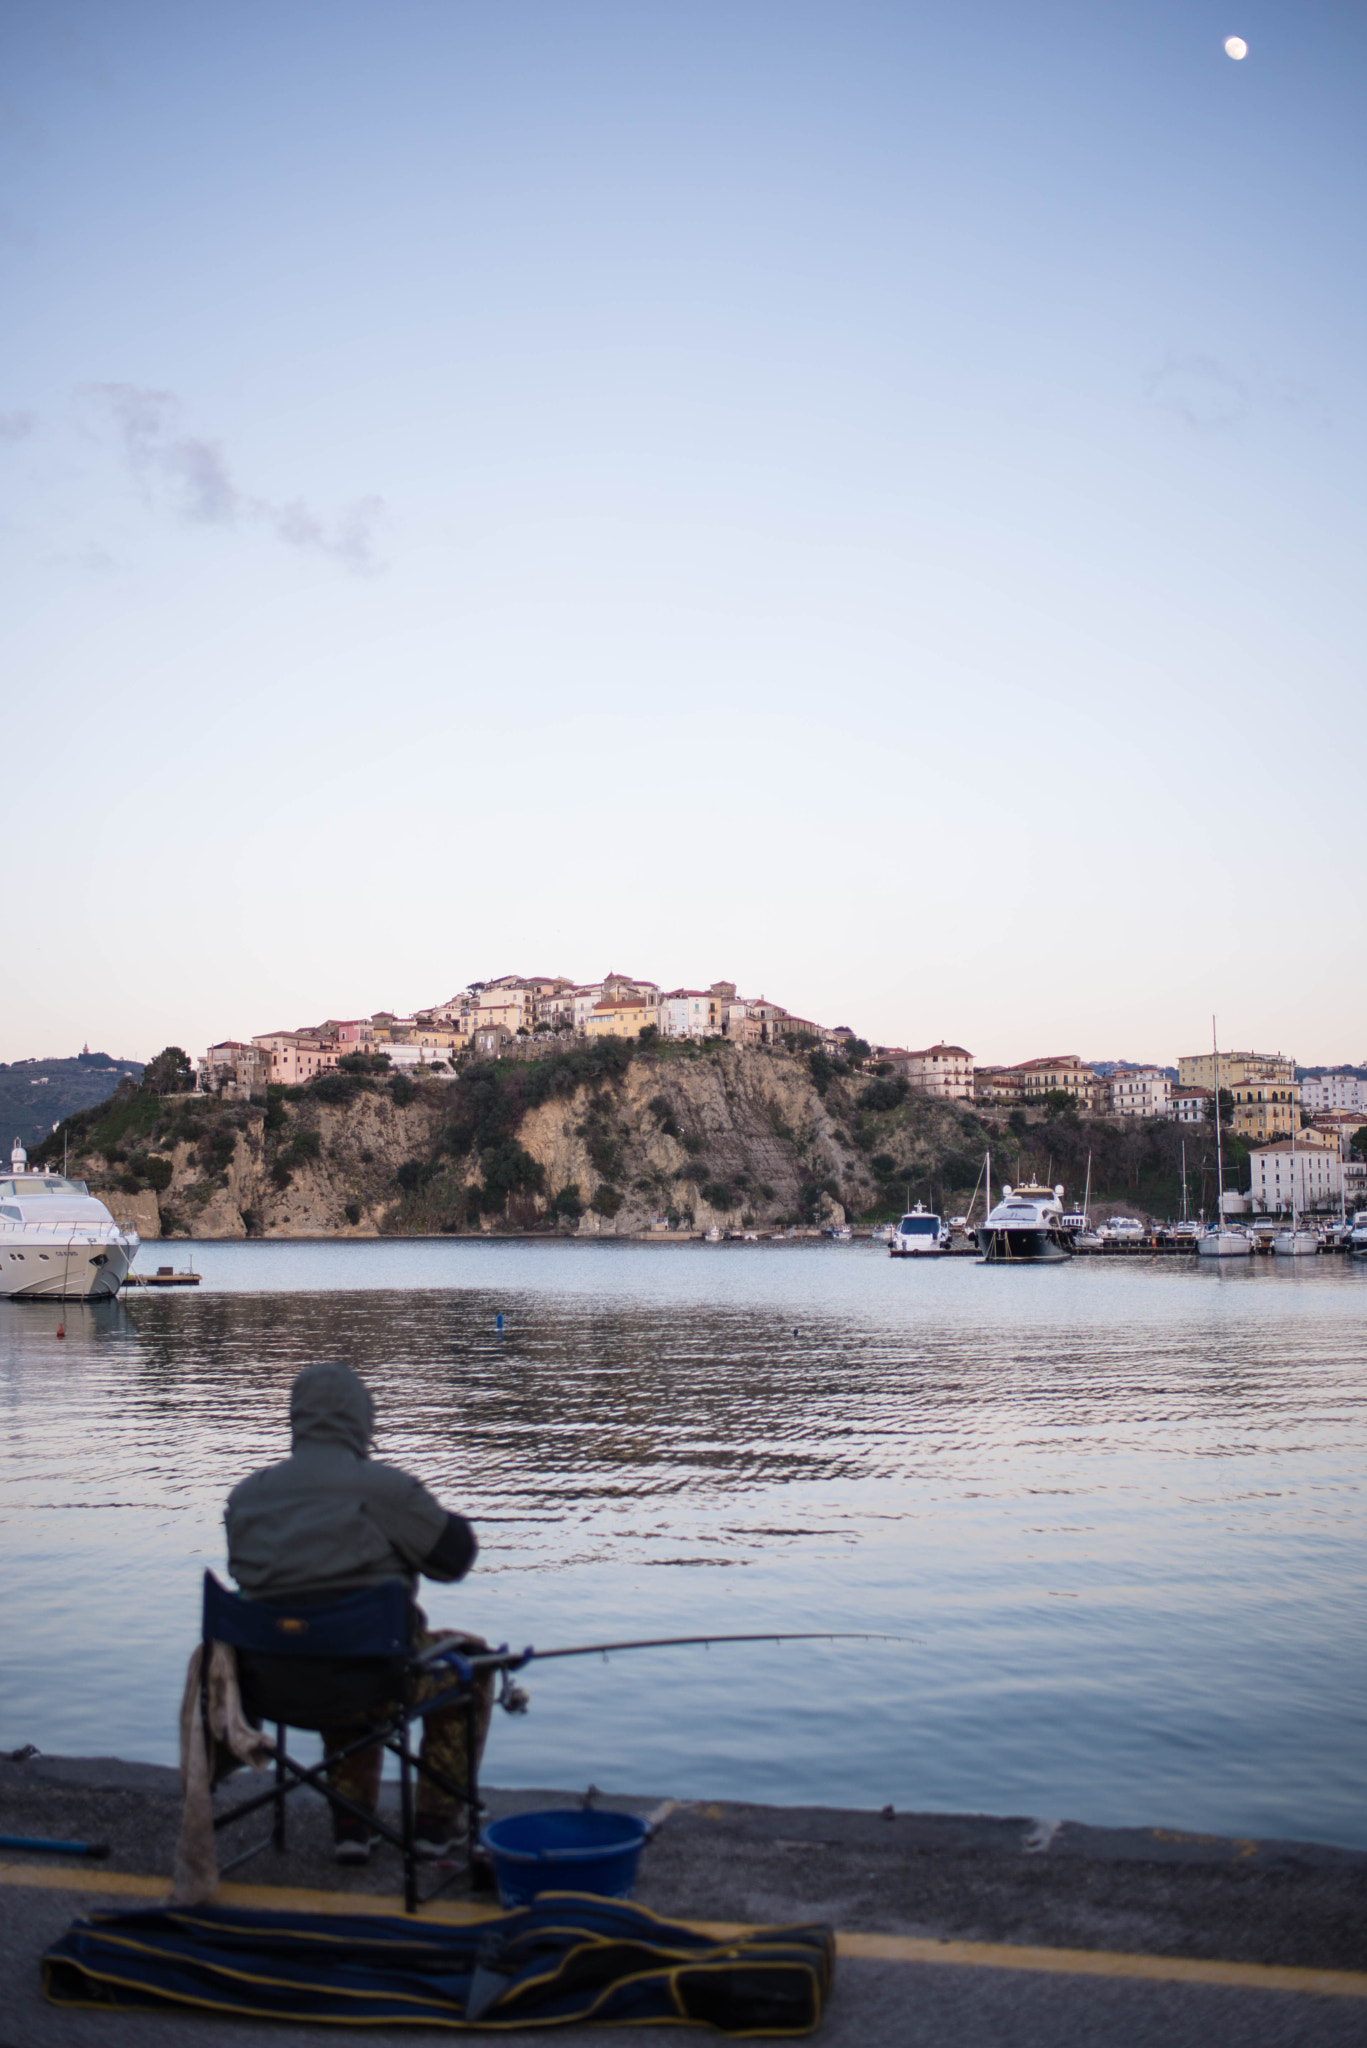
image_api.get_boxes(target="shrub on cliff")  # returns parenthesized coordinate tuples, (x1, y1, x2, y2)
(145, 1155, 174, 1192)
(647, 1094, 680, 1139)
(281, 1129, 320, 1168)
(477, 1140, 544, 1211)
(857, 1076, 909, 1113)
(309, 1071, 362, 1106)
(395, 1157, 435, 1194)
(701, 1181, 735, 1210)
(591, 1184, 623, 1217)
(339, 1052, 391, 1076)
(551, 1183, 584, 1220)
(389, 1073, 417, 1107)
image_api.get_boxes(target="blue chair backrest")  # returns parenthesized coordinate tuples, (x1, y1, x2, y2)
(202, 1571, 410, 1661)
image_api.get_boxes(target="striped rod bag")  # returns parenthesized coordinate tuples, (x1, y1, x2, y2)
(44, 1894, 835, 2034)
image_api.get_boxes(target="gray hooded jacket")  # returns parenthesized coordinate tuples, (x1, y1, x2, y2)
(225, 1362, 477, 1599)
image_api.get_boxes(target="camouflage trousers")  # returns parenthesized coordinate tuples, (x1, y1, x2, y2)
(321, 1630, 494, 1832)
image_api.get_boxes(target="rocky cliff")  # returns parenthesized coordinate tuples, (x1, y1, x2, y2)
(39, 1041, 990, 1240)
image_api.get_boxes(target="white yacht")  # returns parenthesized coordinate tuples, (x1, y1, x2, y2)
(889, 1204, 948, 1256)
(1348, 1211, 1367, 1256)
(1099, 1216, 1147, 1242)
(0, 1139, 140, 1300)
(977, 1183, 1075, 1262)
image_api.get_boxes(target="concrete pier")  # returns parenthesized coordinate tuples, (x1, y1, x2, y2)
(3, 1752, 1365, 2044)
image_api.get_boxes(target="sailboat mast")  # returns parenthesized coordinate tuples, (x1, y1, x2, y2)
(1212, 1015, 1225, 1221)
(1289, 1056, 1297, 1228)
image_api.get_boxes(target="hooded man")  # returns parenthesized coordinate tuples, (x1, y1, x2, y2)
(225, 1361, 490, 1864)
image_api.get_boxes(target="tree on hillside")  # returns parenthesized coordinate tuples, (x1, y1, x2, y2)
(144, 1046, 194, 1095)
(1351, 1125, 1367, 1162)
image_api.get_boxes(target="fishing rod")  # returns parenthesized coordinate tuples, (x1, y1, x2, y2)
(417, 1630, 905, 1682)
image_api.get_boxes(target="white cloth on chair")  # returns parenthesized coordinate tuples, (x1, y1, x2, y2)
(172, 1641, 276, 1904)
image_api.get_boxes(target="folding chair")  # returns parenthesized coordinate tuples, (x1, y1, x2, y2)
(201, 1570, 485, 1912)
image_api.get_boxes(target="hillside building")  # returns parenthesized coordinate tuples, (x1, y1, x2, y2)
(1301, 1073, 1367, 1113)
(1178, 1049, 1294, 1090)
(1109, 1068, 1172, 1119)
(886, 1045, 975, 1099)
(1249, 1135, 1342, 1216)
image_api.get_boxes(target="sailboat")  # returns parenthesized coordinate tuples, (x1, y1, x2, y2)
(1196, 1019, 1251, 1259)
(1273, 1060, 1319, 1257)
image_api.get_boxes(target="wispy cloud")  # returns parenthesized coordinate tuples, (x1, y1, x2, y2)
(0, 409, 35, 443)
(86, 384, 385, 571)
(1143, 354, 1250, 431)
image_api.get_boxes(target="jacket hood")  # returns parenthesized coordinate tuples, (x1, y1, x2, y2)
(289, 1362, 373, 1456)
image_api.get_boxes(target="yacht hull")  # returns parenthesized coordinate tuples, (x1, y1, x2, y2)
(0, 1235, 137, 1300)
(1273, 1232, 1319, 1257)
(976, 1227, 1071, 1263)
(1196, 1230, 1251, 1258)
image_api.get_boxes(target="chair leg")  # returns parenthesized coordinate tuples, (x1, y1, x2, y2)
(465, 1692, 478, 1890)
(399, 1709, 416, 1914)
(273, 1725, 287, 1852)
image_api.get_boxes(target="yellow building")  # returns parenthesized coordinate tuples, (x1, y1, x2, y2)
(1229, 1080, 1298, 1142)
(1178, 1050, 1294, 1090)
(1014, 1056, 1104, 1112)
(586, 996, 659, 1038)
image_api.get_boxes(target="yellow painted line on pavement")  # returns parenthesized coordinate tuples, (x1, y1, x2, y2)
(3, 1862, 1365, 2000)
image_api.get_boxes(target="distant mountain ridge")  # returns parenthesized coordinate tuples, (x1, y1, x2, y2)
(0, 1053, 145, 1151)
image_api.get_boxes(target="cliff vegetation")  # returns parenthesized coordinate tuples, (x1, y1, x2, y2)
(33, 1040, 1228, 1238)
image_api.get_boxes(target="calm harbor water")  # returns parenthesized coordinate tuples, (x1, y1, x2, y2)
(2, 1240, 1364, 1846)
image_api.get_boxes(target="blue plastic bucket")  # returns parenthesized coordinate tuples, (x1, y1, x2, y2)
(481, 1808, 648, 1907)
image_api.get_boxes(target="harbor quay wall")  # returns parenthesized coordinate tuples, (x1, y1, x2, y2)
(3, 1753, 1366, 1997)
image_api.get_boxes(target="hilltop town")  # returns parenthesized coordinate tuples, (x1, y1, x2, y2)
(23, 967, 1360, 1242)
(199, 969, 1365, 1187)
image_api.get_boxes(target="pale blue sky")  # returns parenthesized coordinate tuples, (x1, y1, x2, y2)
(2, 2, 1363, 1065)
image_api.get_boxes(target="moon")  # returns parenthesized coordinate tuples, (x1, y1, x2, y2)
(1224, 36, 1248, 59)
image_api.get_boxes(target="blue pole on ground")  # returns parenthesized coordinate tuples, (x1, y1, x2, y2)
(0, 1834, 110, 1858)
(495, 1313, 504, 1332)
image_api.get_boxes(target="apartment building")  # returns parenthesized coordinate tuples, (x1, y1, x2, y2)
(1249, 1134, 1342, 1215)
(659, 988, 724, 1039)
(1306, 1109, 1366, 1150)
(198, 1041, 267, 1094)
(251, 1030, 341, 1087)
(1170, 1086, 1212, 1123)
(1229, 1079, 1298, 1142)
(886, 1044, 975, 1099)
(974, 1066, 1026, 1102)
(1015, 1056, 1103, 1111)
(1109, 1067, 1172, 1119)
(1301, 1072, 1367, 1113)
(572, 973, 659, 1033)
(1178, 1050, 1294, 1090)
(586, 994, 659, 1038)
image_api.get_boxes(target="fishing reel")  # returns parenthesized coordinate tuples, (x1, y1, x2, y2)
(497, 1671, 530, 1715)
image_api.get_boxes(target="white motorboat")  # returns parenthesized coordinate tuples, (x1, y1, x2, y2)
(0, 1138, 140, 1299)
(977, 1182, 1074, 1262)
(1347, 1210, 1367, 1255)
(1196, 1020, 1252, 1259)
(1099, 1216, 1146, 1242)
(889, 1204, 948, 1256)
